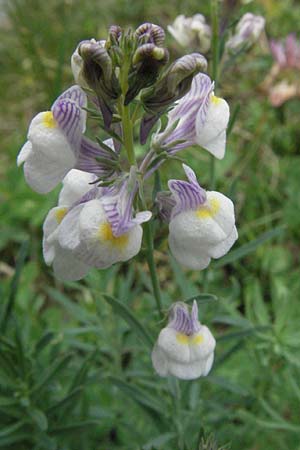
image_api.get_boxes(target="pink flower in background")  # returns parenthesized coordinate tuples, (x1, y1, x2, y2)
(270, 34, 300, 70)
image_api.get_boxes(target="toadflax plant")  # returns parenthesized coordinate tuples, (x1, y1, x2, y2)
(17, 20, 236, 386)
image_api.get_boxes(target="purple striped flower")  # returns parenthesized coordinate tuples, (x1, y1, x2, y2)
(57, 168, 152, 271)
(152, 300, 216, 380)
(152, 73, 230, 160)
(157, 164, 238, 270)
(17, 85, 119, 194)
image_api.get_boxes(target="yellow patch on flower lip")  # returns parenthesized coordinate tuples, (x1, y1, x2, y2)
(99, 222, 129, 249)
(176, 333, 204, 345)
(211, 94, 222, 105)
(196, 197, 220, 219)
(43, 111, 57, 128)
(55, 208, 68, 224)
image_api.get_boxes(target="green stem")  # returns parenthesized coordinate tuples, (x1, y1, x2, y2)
(143, 220, 163, 319)
(209, 154, 216, 190)
(210, 0, 219, 88)
(119, 57, 136, 166)
(122, 103, 136, 166)
(210, 0, 219, 191)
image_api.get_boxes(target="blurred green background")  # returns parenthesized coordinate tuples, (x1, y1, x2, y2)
(1, 0, 300, 449)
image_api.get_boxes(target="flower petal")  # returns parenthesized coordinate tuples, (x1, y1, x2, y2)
(58, 169, 97, 206)
(52, 246, 90, 281)
(52, 95, 86, 154)
(195, 96, 230, 159)
(17, 141, 32, 166)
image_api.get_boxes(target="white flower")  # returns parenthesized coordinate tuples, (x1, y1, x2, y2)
(154, 74, 230, 160)
(164, 164, 238, 270)
(17, 86, 87, 194)
(226, 13, 265, 53)
(43, 169, 97, 281)
(152, 301, 216, 380)
(168, 14, 211, 53)
(52, 169, 152, 278)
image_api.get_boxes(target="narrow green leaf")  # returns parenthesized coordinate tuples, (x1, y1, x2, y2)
(0, 432, 32, 447)
(212, 226, 285, 269)
(238, 410, 300, 433)
(102, 294, 154, 348)
(1, 240, 29, 332)
(214, 341, 245, 367)
(47, 387, 83, 415)
(0, 420, 25, 437)
(31, 353, 73, 396)
(142, 432, 176, 450)
(207, 376, 249, 396)
(95, 137, 119, 159)
(35, 331, 55, 355)
(108, 376, 165, 418)
(227, 102, 240, 136)
(50, 420, 99, 434)
(216, 326, 270, 341)
(28, 407, 48, 431)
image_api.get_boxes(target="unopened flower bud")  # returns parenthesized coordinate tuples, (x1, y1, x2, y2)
(78, 40, 121, 127)
(125, 44, 169, 105)
(135, 22, 165, 46)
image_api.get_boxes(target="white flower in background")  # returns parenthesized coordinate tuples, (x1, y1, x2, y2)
(157, 164, 238, 270)
(54, 168, 152, 277)
(153, 73, 230, 160)
(226, 13, 265, 53)
(152, 301, 216, 380)
(43, 169, 98, 281)
(168, 14, 211, 53)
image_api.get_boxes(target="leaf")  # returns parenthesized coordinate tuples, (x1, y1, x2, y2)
(108, 376, 165, 419)
(45, 287, 96, 324)
(142, 432, 176, 450)
(31, 353, 73, 396)
(214, 341, 245, 367)
(245, 279, 270, 326)
(35, 331, 55, 355)
(102, 294, 154, 348)
(0, 421, 25, 437)
(216, 326, 270, 342)
(1, 240, 29, 332)
(0, 431, 32, 447)
(207, 376, 249, 396)
(50, 420, 99, 435)
(238, 410, 300, 433)
(95, 137, 119, 160)
(47, 387, 83, 415)
(212, 315, 251, 328)
(227, 102, 240, 136)
(28, 407, 48, 431)
(212, 226, 285, 269)
(169, 256, 197, 298)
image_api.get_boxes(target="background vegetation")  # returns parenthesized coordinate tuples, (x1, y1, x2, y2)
(1, 0, 300, 449)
